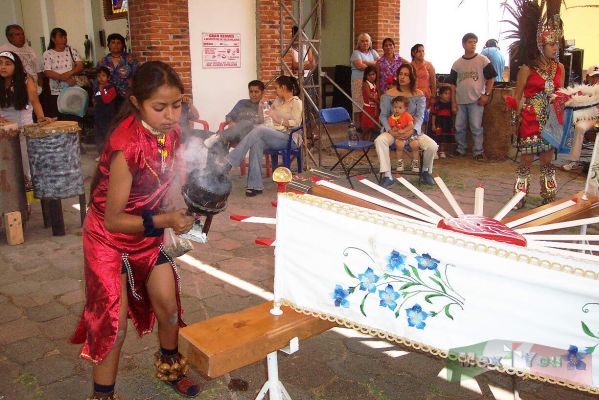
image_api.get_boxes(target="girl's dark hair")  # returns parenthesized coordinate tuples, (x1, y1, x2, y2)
(275, 75, 300, 96)
(97, 66, 111, 77)
(410, 44, 424, 60)
(438, 86, 451, 96)
(0, 51, 28, 110)
(89, 61, 184, 198)
(382, 38, 395, 48)
(110, 60, 184, 130)
(363, 65, 377, 82)
(396, 63, 417, 94)
(48, 27, 67, 50)
(107, 33, 127, 52)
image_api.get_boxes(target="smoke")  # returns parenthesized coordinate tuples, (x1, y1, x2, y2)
(181, 130, 232, 197)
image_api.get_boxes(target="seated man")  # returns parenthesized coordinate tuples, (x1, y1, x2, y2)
(205, 79, 265, 147)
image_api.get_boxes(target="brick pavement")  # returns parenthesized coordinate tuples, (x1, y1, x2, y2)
(0, 143, 596, 400)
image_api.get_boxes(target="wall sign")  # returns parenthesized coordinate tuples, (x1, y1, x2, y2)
(202, 33, 241, 69)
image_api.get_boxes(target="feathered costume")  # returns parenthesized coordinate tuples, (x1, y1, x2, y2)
(503, 0, 562, 206)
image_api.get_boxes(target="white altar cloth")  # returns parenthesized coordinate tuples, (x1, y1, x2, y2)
(273, 193, 599, 394)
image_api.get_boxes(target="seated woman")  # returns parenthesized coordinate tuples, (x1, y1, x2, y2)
(375, 63, 438, 188)
(226, 75, 302, 197)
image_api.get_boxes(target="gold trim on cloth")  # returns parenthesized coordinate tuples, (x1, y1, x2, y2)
(280, 192, 599, 280)
(23, 121, 81, 138)
(281, 300, 599, 395)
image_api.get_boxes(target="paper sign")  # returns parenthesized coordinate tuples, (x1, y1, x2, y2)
(202, 33, 241, 69)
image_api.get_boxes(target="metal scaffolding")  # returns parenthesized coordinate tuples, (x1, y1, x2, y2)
(280, 0, 323, 167)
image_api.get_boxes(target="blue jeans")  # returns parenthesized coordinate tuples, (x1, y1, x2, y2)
(227, 125, 297, 190)
(455, 102, 484, 156)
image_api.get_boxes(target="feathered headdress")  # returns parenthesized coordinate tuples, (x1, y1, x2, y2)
(502, 0, 562, 69)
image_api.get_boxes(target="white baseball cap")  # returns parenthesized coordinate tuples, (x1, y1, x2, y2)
(587, 65, 599, 77)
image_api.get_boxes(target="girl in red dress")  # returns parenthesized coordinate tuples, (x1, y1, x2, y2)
(509, 6, 565, 209)
(71, 61, 200, 399)
(361, 65, 379, 140)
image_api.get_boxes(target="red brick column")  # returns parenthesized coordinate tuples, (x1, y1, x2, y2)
(257, 0, 293, 89)
(128, 0, 193, 95)
(354, 0, 401, 54)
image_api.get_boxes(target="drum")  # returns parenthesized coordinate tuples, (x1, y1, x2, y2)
(24, 121, 84, 199)
(0, 121, 28, 225)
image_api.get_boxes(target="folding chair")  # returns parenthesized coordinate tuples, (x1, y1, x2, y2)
(266, 126, 303, 175)
(318, 107, 379, 188)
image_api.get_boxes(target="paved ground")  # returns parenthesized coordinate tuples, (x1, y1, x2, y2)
(0, 141, 597, 400)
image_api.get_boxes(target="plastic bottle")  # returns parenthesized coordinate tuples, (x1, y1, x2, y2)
(347, 122, 359, 147)
(263, 101, 274, 127)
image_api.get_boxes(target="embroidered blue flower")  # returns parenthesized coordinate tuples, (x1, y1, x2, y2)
(406, 304, 429, 329)
(562, 345, 587, 370)
(358, 267, 380, 293)
(378, 284, 400, 310)
(332, 285, 350, 308)
(386, 250, 407, 273)
(415, 253, 440, 271)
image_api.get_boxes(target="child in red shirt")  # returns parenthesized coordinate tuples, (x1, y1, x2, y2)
(389, 96, 419, 172)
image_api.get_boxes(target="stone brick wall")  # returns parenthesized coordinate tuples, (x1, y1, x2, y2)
(257, 0, 293, 90)
(126, 0, 401, 97)
(128, 0, 193, 95)
(354, 0, 401, 55)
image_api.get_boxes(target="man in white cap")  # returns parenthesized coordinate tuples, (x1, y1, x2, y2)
(561, 64, 599, 171)
(0, 24, 43, 88)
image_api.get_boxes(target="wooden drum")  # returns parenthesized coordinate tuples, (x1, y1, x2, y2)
(24, 121, 84, 199)
(0, 121, 28, 224)
(482, 86, 517, 161)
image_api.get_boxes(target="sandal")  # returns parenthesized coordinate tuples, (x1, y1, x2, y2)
(154, 351, 201, 398)
(87, 393, 122, 400)
(245, 188, 263, 197)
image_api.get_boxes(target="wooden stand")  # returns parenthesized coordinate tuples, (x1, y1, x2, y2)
(3, 211, 24, 245)
(179, 302, 335, 379)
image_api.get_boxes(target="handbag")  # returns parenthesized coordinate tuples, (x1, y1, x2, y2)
(57, 85, 89, 118)
(67, 47, 91, 87)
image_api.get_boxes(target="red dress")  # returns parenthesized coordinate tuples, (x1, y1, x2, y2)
(361, 81, 379, 130)
(71, 115, 183, 364)
(518, 63, 562, 154)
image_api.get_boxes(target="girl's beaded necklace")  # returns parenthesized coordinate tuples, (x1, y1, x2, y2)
(141, 120, 169, 173)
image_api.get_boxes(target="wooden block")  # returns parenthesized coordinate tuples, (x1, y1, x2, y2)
(3, 211, 24, 245)
(179, 302, 336, 378)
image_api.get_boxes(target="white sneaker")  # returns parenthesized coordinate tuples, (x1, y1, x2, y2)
(396, 159, 404, 172)
(411, 159, 420, 173)
(561, 161, 582, 171)
(439, 151, 446, 159)
(204, 134, 221, 149)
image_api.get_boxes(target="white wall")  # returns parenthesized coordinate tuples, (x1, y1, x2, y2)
(400, 0, 514, 74)
(188, 0, 257, 130)
(0, 0, 23, 38)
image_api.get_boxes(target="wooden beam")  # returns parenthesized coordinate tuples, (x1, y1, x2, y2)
(179, 302, 336, 378)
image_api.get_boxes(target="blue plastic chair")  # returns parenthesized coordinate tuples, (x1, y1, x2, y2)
(266, 126, 303, 174)
(318, 107, 379, 188)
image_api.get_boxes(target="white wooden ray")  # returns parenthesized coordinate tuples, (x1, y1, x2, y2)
(315, 180, 436, 225)
(505, 200, 577, 228)
(358, 178, 442, 223)
(433, 176, 464, 216)
(395, 176, 453, 219)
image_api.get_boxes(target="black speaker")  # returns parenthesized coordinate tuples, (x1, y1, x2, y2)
(570, 48, 584, 85)
(332, 65, 352, 116)
(563, 52, 573, 87)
